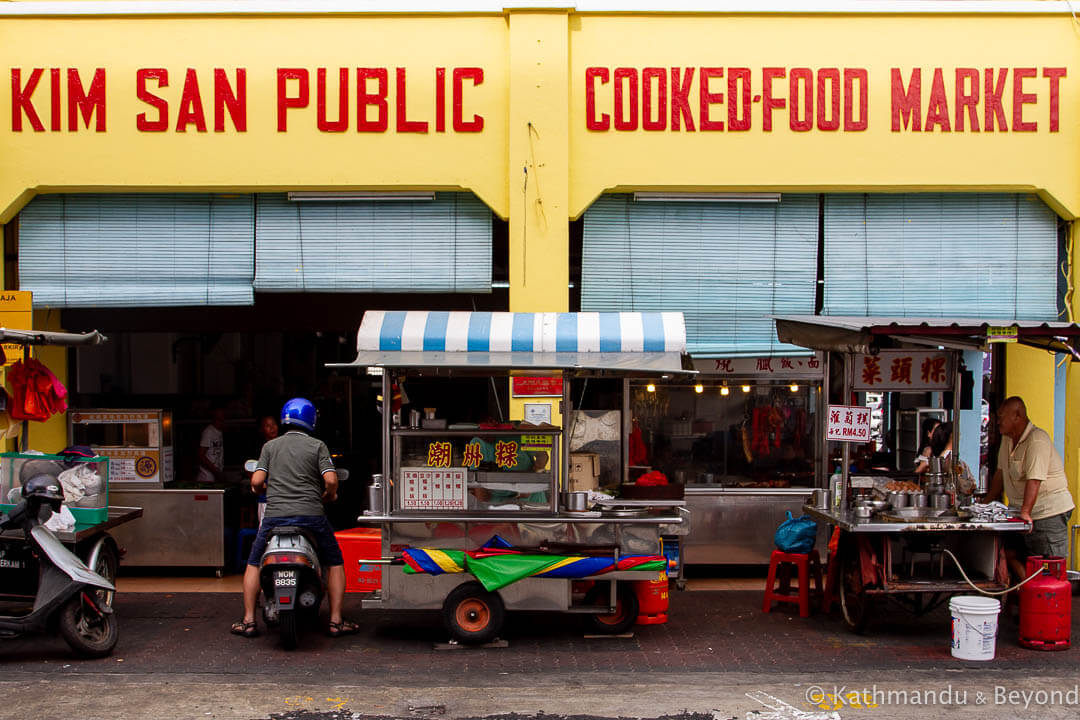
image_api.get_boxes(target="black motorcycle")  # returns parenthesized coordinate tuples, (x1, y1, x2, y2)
(0, 475, 118, 657)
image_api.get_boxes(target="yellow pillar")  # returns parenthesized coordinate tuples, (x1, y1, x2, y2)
(1067, 220, 1080, 568)
(506, 8, 570, 424)
(1006, 343, 1056, 436)
(30, 309, 69, 454)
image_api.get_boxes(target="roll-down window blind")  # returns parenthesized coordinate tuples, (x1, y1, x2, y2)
(581, 194, 819, 356)
(18, 193, 254, 308)
(823, 193, 1058, 320)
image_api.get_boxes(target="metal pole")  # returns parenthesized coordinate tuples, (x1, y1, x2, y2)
(840, 352, 852, 513)
(820, 352, 830, 490)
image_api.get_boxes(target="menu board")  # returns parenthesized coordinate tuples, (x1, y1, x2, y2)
(400, 467, 467, 510)
(826, 404, 872, 443)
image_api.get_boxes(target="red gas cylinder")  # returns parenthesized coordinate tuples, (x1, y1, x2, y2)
(633, 573, 669, 625)
(1019, 556, 1072, 651)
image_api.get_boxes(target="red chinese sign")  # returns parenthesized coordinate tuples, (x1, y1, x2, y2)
(826, 404, 872, 442)
(852, 351, 952, 391)
(511, 376, 564, 397)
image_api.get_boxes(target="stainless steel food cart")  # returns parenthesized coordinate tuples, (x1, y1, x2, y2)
(773, 315, 1080, 632)
(333, 310, 692, 643)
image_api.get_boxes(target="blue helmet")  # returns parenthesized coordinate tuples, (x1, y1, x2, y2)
(281, 397, 316, 432)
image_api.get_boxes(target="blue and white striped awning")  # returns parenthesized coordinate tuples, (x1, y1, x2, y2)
(333, 311, 692, 373)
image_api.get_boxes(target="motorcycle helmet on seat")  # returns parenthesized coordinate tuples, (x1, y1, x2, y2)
(281, 397, 317, 432)
(22, 474, 65, 512)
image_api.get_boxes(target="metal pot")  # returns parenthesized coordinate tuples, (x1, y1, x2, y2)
(910, 492, 929, 508)
(813, 488, 831, 510)
(931, 493, 951, 510)
(853, 504, 873, 520)
(564, 491, 589, 512)
(888, 491, 909, 508)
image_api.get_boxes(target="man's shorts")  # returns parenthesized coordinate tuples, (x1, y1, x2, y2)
(246, 515, 345, 567)
(1005, 510, 1072, 561)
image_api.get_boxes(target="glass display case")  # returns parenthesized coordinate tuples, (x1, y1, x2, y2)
(391, 430, 559, 514)
(68, 409, 174, 490)
(630, 380, 820, 488)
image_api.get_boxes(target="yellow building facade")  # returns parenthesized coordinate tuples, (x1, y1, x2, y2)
(0, 2, 1078, 527)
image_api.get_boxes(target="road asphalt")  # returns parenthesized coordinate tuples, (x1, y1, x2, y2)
(0, 589, 1077, 719)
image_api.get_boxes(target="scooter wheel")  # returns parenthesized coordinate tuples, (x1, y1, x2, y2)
(442, 581, 504, 645)
(59, 594, 118, 658)
(279, 609, 298, 650)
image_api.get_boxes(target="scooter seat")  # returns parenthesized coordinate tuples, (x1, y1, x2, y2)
(267, 526, 319, 549)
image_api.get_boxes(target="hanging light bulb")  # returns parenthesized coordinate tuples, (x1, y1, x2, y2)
(741, 384, 751, 393)
(646, 383, 656, 393)
(694, 384, 704, 394)
(720, 384, 730, 396)
(789, 383, 799, 392)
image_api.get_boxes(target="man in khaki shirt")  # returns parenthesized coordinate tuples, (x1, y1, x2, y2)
(987, 396, 1075, 579)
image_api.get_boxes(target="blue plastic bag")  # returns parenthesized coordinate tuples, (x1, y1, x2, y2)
(774, 510, 817, 554)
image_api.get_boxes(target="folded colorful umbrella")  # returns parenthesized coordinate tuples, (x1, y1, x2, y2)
(402, 536, 666, 591)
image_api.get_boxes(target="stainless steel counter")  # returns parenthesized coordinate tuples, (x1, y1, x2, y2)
(683, 486, 816, 565)
(802, 505, 1031, 533)
(109, 489, 224, 569)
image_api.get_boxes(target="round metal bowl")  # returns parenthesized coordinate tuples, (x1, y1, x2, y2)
(601, 508, 648, 518)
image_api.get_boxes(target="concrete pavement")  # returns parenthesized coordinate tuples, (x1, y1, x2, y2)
(0, 589, 1077, 719)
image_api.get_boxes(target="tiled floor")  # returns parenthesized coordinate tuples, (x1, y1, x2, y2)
(118, 575, 243, 593)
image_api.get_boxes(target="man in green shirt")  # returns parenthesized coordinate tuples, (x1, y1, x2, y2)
(230, 398, 357, 638)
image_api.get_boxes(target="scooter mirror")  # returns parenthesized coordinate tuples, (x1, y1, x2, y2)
(243, 459, 258, 473)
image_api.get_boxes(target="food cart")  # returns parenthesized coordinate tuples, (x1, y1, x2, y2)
(0, 328, 142, 599)
(334, 311, 692, 644)
(773, 316, 1080, 632)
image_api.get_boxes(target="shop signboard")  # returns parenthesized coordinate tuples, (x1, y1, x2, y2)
(0, 291, 32, 366)
(511, 376, 564, 397)
(826, 404, 872, 442)
(987, 325, 1019, 343)
(400, 467, 466, 510)
(692, 354, 824, 378)
(851, 350, 952, 391)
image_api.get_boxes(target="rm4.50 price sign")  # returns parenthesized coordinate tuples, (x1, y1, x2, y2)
(826, 404, 871, 442)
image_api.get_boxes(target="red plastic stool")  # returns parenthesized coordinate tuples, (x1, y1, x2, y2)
(763, 549, 823, 618)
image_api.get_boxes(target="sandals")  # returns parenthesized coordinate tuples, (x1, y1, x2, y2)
(327, 619, 360, 638)
(230, 620, 260, 638)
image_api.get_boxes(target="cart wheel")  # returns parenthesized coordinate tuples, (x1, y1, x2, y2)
(583, 582, 639, 635)
(215, 568, 224, 579)
(442, 581, 505, 645)
(839, 552, 871, 634)
(675, 579, 687, 591)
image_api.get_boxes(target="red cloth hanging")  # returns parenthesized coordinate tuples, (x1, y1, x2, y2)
(7, 358, 68, 422)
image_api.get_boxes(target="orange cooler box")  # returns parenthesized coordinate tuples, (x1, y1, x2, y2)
(335, 527, 382, 593)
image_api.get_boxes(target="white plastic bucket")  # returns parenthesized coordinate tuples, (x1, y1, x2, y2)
(950, 596, 1001, 661)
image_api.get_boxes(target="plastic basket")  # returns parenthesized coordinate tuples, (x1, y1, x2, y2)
(0, 452, 110, 525)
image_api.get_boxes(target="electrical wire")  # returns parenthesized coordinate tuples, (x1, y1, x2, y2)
(942, 548, 1042, 597)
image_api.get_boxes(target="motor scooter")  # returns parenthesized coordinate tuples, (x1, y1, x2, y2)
(244, 460, 347, 650)
(0, 475, 118, 658)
